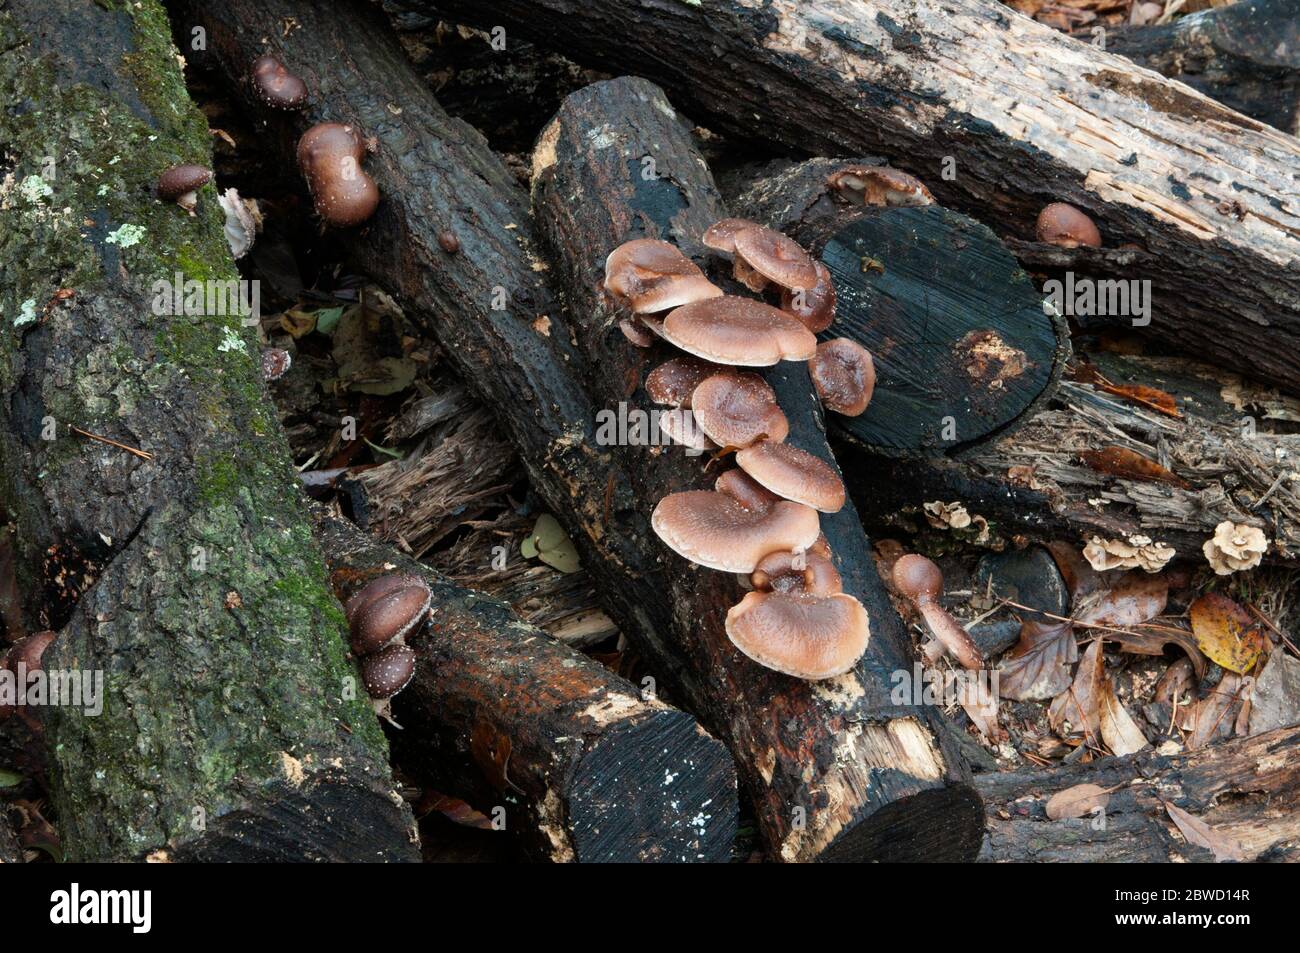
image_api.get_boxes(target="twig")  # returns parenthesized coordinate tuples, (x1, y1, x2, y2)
(70, 427, 153, 460)
(1247, 603, 1300, 658)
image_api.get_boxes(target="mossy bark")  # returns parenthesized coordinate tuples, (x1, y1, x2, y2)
(0, 0, 415, 861)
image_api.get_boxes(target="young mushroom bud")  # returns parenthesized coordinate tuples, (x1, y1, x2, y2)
(690, 370, 789, 448)
(810, 338, 875, 417)
(651, 490, 821, 573)
(251, 55, 308, 109)
(891, 554, 983, 670)
(604, 239, 721, 314)
(726, 591, 869, 680)
(780, 261, 837, 333)
(347, 574, 432, 655)
(362, 643, 417, 699)
(751, 549, 842, 596)
(1035, 203, 1101, 248)
(662, 296, 816, 366)
(731, 225, 820, 293)
(735, 440, 847, 513)
(827, 165, 933, 207)
(297, 123, 380, 228)
(156, 164, 213, 215)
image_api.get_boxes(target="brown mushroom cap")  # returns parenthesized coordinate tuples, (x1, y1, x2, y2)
(780, 261, 836, 334)
(657, 407, 713, 452)
(732, 226, 820, 291)
(1035, 203, 1101, 248)
(701, 217, 763, 254)
(349, 578, 433, 655)
(157, 164, 213, 208)
(618, 317, 658, 348)
(690, 371, 789, 448)
(827, 165, 934, 207)
(297, 123, 380, 227)
(251, 54, 308, 109)
(810, 338, 875, 416)
(751, 549, 843, 596)
(4, 631, 56, 674)
(651, 491, 821, 573)
(362, 643, 417, 699)
(645, 356, 724, 407)
(891, 555, 982, 670)
(662, 296, 817, 366)
(604, 239, 721, 314)
(891, 554, 944, 601)
(735, 440, 847, 513)
(725, 591, 869, 680)
(715, 469, 782, 513)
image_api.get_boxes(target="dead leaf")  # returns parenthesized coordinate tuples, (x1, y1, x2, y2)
(998, 619, 1078, 701)
(1050, 638, 1103, 740)
(470, 721, 515, 791)
(1184, 673, 1244, 750)
(1103, 627, 1206, 679)
(1189, 593, 1267, 674)
(416, 791, 495, 830)
(1099, 674, 1149, 756)
(1074, 570, 1168, 627)
(1071, 364, 1180, 418)
(1164, 802, 1246, 862)
(1079, 446, 1189, 488)
(1046, 783, 1111, 820)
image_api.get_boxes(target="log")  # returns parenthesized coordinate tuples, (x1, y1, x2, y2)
(0, 0, 416, 861)
(311, 505, 739, 863)
(1106, 0, 1300, 136)
(737, 158, 1070, 456)
(533, 76, 984, 861)
(976, 725, 1300, 862)
(179, 0, 984, 860)
(397, 0, 1300, 394)
(0, 809, 19, 864)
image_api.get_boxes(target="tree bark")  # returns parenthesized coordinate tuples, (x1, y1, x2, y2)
(0, 0, 416, 862)
(532, 76, 984, 862)
(975, 725, 1300, 862)
(178, 0, 984, 860)
(1107, 0, 1300, 137)
(311, 506, 739, 863)
(398, 0, 1300, 394)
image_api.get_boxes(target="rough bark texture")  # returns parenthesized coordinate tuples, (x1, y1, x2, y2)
(976, 725, 1300, 862)
(0, 809, 19, 863)
(179, 0, 983, 860)
(311, 506, 738, 863)
(0, 0, 415, 861)
(736, 157, 1069, 456)
(399, 0, 1300, 394)
(533, 76, 984, 862)
(1107, 0, 1300, 137)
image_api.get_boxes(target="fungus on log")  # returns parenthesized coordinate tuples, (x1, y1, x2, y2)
(311, 506, 738, 863)
(396, 0, 1300, 394)
(976, 725, 1300, 862)
(180, 0, 984, 861)
(0, 0, 416, 861)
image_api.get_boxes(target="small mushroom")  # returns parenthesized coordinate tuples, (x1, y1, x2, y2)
(604, 239, 722, 314)
(651, 491, 821, 573)
(701, 217, 763, 254)
(1036, 203, 1101, 248)
(361, 643, 417, 699)
(891, 554, 983, 670)
(156, 164, 213, 214)
(297, 122, 380, 227)
(438, 230, 460, 254)
(1202, 521, 1268, 575)
(751, 549, 842, 596)
(827, 165, 933, 207)
(619, 317, 658, 348)
(725, 590, 870, 680)
(690, 370, 789, 448)
(347, 574, 432, 655)
(661, 296, 817, 366)
(251, 55, 308, 109)
(731, 225, 820, 292)
(261, 347, 292, 382)
(645, 356, 724, 407)
(714, 469, 782, 513)
(734, 440, 846, 513)
(809, 338, 875, 416)
(217, 188, 258, 259)
(780, 261, 836, 333)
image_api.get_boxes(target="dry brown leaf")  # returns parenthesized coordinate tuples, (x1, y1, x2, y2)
(1103, 627, 1206, 679)
(1046, 783, 1111, 820)
(1079, 446, 1189, 488)
(1164, 802, 1246, 862)
(998, 619, 1078, 701)
(1050, 638, 1104, 739)
(1189, 592, 1267, 674)
(1071, 363, 1181, 418)
(1099, 676, 1149, 756)
(417, 791, 495, 830)
(1184, 673, 1244, 750)
(1074, 570, 1168, 627)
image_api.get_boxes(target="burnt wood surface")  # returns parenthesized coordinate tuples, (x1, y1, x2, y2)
(976, 725, 1300, 862)
(179, 0, 984, 861)
(0, 0, 416, 862)
(397, 0, 1300, 395)
(312, 505, 738, 863)
(533, 76, 984, 862)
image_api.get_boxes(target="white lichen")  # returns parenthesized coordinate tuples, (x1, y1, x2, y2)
(105, 223, 146, 248)
(14, 298, 37, 327)
(217, 327, 247, 354)
(18, 174, 53, 203)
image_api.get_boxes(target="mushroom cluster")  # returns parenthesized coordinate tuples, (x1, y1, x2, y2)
(1202, 521, 1269, 575)
(344, 573, 429, 708)
(605, 218, 892, 680)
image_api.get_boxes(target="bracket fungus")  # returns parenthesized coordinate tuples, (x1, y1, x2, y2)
(156, 163, 212, 214)
(1083, 534, 1175, 573)
(1202, 521, 1269, 575)
(726, 590, 869, 680)
(661, 296, 816, 365)
(810, 338, 875, 417)
(892, 555, 983, 671)
(651, 491, 821, 573)
(297, 122, 380, 228)
(604, 239, 721, 314)
(251, 54, 308, 109)
(827, 165, 934, 207)
(1036, 202, 1101, 248)
(690, 371, 789, 448)
(735, 440, 847, 513)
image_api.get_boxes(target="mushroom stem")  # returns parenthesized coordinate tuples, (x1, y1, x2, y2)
(916, 601, 983, 670)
